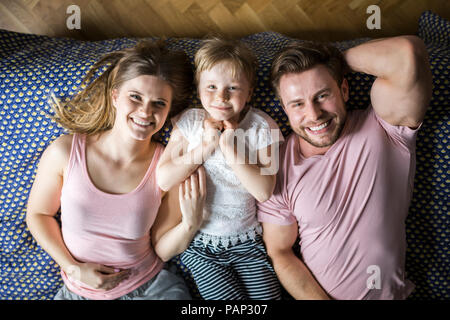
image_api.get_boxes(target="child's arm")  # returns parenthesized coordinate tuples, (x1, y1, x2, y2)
(156, 125, 217, 191)
(219, 122, 278, 203)
(26, 136, 130, 290)
(152, 167, 206, 262)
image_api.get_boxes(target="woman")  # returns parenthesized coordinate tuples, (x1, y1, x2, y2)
(26, 41, 206, 300)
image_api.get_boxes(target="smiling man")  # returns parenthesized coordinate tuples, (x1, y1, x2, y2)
(257, 37, 432, 299)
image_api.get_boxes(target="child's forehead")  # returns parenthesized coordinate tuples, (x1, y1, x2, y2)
(201, 60, 247, 80)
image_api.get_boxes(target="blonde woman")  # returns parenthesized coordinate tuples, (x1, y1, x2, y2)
(26, 41, 206, 300)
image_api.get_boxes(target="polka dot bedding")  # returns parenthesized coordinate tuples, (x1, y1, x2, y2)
(0, 11, 447, 299)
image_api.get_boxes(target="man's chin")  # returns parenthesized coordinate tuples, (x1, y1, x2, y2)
(296, 130, 340, 148)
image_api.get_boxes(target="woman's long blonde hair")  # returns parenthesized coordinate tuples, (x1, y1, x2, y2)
(51, 40, 193, 135)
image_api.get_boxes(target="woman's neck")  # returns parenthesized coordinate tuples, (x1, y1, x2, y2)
(96, 129, 154, 165)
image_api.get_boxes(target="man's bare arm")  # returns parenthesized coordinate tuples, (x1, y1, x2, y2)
(343, 36, 432, 129)
(262, 222, 330, 300)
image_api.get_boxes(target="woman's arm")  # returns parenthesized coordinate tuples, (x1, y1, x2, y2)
(152, 167, 206, 262)
(26, 135, 130, 290)
(156, 125, 216, 191)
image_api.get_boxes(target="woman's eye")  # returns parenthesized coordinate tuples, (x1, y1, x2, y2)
(130, 94, 141, 101)
(154, 101, 167, 108)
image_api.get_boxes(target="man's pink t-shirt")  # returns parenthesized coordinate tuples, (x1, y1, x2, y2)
(59, 134, 164, 300)
(258, 107, 418, 299)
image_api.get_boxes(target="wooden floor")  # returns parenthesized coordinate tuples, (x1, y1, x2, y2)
(0, 0, 449, 41)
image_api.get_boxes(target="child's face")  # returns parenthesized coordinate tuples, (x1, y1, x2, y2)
(198, 60, 252, 122)
(112, 75, 173, 141)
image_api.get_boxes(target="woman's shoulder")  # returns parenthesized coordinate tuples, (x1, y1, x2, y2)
(38, 134, 75, 174)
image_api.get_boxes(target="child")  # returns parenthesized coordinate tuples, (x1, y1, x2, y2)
(156, 37, 283, 300)
(26, 41, 206, 300)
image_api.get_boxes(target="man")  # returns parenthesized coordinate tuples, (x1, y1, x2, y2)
(257, 36, 432, 299)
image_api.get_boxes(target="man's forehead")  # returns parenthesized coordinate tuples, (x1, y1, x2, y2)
(280, 65, 336, 87)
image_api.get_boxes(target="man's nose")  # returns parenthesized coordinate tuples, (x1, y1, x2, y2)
(305, 101, 323, 121)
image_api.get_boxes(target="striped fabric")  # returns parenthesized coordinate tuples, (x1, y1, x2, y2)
(180, 236, 281, 300)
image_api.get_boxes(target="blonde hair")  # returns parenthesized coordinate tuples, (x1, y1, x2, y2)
(194, 36, 257, 89)
(51, 40, 193, 135)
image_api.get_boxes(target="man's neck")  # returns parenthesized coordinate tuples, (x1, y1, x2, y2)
(298, 137, 332, 158)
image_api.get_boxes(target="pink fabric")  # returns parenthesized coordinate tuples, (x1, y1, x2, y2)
(258, 107, 417, 300)
(59, 134, 164, 300)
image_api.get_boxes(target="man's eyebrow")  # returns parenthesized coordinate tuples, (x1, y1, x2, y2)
(286, 88, 331, 105)
(314, 88, 331, 97)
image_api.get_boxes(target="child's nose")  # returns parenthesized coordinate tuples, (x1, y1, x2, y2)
(215, 89, 229, 102)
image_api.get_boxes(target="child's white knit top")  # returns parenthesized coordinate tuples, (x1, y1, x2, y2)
(174, 107, 284, 249)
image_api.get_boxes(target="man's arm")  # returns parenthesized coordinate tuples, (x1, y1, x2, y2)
(262, 222, 330, 300)
(343, 36, 432, 129)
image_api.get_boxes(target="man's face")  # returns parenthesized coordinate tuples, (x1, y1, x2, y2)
(278, 65, 349, 152)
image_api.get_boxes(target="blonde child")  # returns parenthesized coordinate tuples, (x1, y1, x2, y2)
(157, 37, 283, 300)
(26, 41, 206, 300)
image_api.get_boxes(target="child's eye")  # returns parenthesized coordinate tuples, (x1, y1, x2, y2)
(228, 86, 238, 91)
(207, 85, 216, 90)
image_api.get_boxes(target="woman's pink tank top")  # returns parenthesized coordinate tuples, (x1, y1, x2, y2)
(59, 133, 164, 299)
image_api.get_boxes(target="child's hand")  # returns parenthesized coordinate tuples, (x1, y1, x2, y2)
(203, 118, 222, 150)
(66, 263, 131, 291)
(179, 166, 207, 231)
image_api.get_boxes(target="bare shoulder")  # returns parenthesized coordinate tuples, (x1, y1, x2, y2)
(39, 134, 74, 175)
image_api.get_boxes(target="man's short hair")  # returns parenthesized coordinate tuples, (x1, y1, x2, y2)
(271, 41, 348, 96)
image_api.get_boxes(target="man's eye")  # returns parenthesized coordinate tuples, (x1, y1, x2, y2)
(318, 94, 328, 100)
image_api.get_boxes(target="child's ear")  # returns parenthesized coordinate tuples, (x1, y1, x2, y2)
(247, 87, 254, 103)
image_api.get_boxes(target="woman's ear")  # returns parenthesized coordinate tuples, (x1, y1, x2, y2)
(111, 88, 119, 109)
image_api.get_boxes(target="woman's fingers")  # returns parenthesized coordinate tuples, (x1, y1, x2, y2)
(190, 171, 198, 198)
(197, 166, 206, 198)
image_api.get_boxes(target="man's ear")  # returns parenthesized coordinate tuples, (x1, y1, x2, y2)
(341, 78, 349, 102)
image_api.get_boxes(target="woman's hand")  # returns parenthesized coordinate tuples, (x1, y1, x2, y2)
(66, 263, 131, 291)
(179, 166, 207, 231)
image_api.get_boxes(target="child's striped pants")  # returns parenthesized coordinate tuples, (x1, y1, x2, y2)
(180, 235, 281, 300)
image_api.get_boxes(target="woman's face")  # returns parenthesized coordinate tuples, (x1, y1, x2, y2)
(112, 75, 173, 141)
